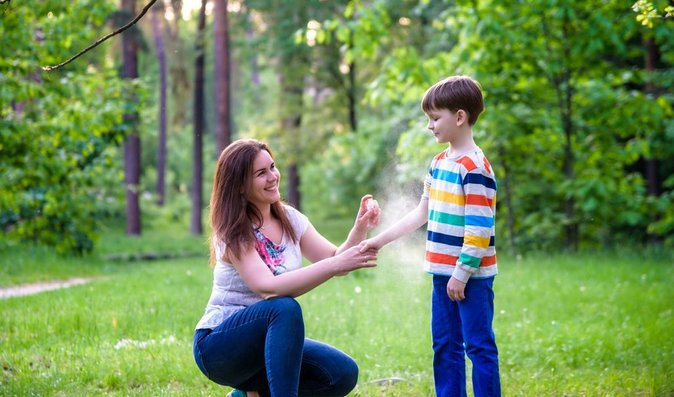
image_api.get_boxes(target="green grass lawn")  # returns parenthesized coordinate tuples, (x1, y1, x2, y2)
(1, 222, 673, 396)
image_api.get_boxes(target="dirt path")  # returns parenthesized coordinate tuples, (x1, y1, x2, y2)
(0, 277, 98, 299)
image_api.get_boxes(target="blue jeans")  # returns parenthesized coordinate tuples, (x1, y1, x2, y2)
(193, 297, 358, 397)
(431, 275, 500, 397)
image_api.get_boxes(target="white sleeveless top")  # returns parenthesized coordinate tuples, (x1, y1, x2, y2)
(195, 205, 309, 330)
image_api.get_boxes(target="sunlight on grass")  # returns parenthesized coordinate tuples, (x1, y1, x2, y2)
(1, 226, 672, 396)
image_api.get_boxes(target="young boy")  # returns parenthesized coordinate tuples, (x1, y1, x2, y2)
(360, 76, 500, 397)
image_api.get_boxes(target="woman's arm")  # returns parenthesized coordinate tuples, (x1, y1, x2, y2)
(301, 194, 380, 263)
(360, 197, 428, 251)
(335, 194, 381, 255)
(232, 244, 377, 299)
(233, 195, 380, 298)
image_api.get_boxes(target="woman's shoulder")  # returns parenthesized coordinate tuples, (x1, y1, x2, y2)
(282, 204, 309, 235)
(282, 203, 301, 216)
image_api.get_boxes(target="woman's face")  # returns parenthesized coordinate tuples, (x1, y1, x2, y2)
(245, 150, 281, 208)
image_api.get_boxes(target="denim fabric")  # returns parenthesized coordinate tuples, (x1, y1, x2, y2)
(431, 275, 500, 397)
(193, 297, 358, 397)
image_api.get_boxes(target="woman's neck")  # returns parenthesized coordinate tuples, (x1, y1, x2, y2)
(255, 205, 273, 228)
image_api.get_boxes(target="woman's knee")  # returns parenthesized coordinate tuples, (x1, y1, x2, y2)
(267, 296, 303, 323)
(269, 295, 301, 312)
(330, 356, 358, 396)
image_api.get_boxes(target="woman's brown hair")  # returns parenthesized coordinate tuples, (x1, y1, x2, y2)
(209, 139, 298, 265)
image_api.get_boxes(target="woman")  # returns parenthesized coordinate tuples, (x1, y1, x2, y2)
(193, 138, 380, 397)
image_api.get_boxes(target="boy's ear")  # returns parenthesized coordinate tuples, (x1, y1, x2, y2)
(456, 109, 467, 126)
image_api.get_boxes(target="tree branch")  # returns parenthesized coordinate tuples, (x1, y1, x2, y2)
(42, 0, 158, 72)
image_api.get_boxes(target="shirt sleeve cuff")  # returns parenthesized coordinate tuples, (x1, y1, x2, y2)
(452, 263, 476, 283)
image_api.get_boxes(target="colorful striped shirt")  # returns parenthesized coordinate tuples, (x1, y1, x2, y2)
(422, 147, 497, 282)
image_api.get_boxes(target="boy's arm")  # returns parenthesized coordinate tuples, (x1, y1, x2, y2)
(359, 198, 428, 251)
(452, 167, 497, 283)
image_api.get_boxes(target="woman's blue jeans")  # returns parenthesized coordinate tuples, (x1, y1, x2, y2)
(432, 275, 501, 397)
(193, 297, 358, 397)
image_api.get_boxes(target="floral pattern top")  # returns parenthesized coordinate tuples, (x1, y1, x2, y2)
(253, 228, 287, 276)
(196, 205, 308, 330)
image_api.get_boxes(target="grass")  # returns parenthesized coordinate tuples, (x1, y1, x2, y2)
(1, 221, 673, 396)
(0, 221, 207, 288)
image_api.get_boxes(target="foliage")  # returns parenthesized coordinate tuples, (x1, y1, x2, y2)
(316, 0, 674, 251)
(0, 0, 138, 253)
(301, 110, 402, 219)
(632, 0, 674, 28)
(2, 0, 673, 254)
(441, 0, 674, 249)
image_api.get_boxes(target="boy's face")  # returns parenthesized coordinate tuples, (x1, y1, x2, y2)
(425, 108, 460, 144)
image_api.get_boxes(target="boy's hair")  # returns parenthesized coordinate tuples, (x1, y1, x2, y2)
(421, 75, 484, 126)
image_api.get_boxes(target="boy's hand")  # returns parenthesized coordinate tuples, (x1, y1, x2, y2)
(446, 277, 466, 301)
(358, 238, 382, 253)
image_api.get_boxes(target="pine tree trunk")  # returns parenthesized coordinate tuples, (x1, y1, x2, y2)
(644, 38, 660, 198)
(283, 113, 302, 209)
(347, 30, 357, 132)
(166, 0, 190, 126)
(213, 0, 231, 155)
(190, 0, 207, 236)
(347, 60, 357, 132)
(121, 0, 141, 235)
(499, 152, 518, 256)
(246, 11, 260, 87)
(151, 6, 168, 206)
(644, 37, 662, 245)
(559, 14, 577, 250)
(280, 81, 303, 209)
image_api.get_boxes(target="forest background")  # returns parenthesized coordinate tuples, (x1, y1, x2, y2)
(1, 0, 674, 254)
(1, 1, 674, 396)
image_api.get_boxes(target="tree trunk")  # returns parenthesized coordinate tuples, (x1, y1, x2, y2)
(246, 11, 260, 87)
(167, 0, 190, 126)
(347, 59, 357, 132)
(12, 28, 44, 116)
(121, 0, 141, 235)
(283, 113, 302, 209)
(562, 85, 576, 250)
(499, 151, 517, 256)
(644, 38, 660, 197)
(214, 0, 231, 156)
(280, 71, 304, 210)
(559, 12, 577, 250)
(287, 163, 301, 210)
(644, 37, 662, 245)
(347, 30, 357, 132)
(190, 0, 206, 236)
(151, 6, 168, 206)
(273, 2, 308, 210)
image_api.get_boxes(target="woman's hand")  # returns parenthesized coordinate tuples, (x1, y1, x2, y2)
(354, 194, 381, 232)
(333, 194, 382, 257)
(331, 244, 378, 276)
(233, 243, 377, 298)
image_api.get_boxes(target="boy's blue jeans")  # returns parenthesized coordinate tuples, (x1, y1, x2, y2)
(193, 297, 358, 397)
(432, 275, 500, 397)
